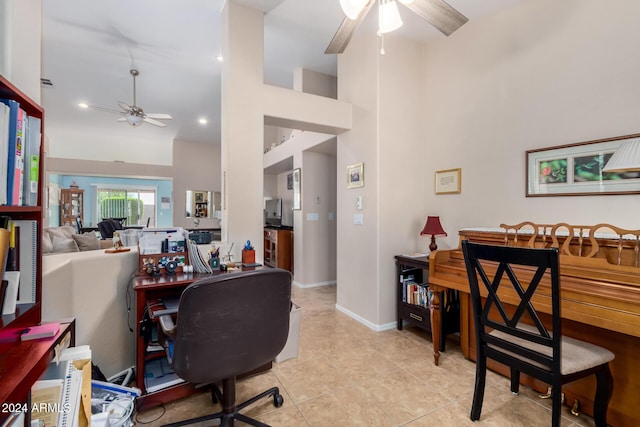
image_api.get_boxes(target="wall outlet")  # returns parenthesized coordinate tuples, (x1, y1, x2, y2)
(356, 196, 363, 210)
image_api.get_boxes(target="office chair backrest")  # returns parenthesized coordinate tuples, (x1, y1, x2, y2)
(172, 268, 292, 384)
(97, 220, 115, 239)
(462, 240, 561, 379)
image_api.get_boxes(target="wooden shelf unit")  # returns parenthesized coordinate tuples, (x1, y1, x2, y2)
(264, 228, 292, 272)
(59, 188, 84, 228)
(395, 255, 459, 352)
(0, 74, 47, 423)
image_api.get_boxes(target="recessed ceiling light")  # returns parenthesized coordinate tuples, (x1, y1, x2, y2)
(199, 117, 208, 125)
(78, 103, 89, 109)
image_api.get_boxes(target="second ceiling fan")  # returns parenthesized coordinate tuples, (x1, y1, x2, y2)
(84, 68, 172, 128)
(326, 0, 468, 54)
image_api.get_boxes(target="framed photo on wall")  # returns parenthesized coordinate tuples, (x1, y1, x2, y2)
(526, 133, 640, 196)
(346, 162, 364, 189)
(435, 168, 461, 194)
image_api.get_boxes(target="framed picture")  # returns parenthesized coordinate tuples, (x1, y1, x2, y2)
(195, 192, 204, 202)
(435, 168, 461, 194)
(292, 168, 301, 210)
(287, 172, 293, 190)
(346, 162, 364, 189)
(526, 133, 640, 196)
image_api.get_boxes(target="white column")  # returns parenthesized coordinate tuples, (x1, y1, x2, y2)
(220, 2, 265, 262)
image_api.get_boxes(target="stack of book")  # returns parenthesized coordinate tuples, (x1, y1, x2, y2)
(0, 98, 41, 206)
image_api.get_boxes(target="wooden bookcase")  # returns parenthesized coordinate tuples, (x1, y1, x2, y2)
(0, 74, 47, 423)
(395, 255, 459, 352)
(60, 188, 84, 228)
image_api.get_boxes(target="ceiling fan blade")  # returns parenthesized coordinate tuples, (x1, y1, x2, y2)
(117, 101, 133, 112)
(143, 117, 167, 127)
(325, 0, 375, 54)
(87, 105, 123, 115)
(403, 0, 468, 36)
(145, 113, 172, 120)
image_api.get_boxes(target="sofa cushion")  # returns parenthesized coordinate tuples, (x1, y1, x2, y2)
(72, 233, 101, 251)
(41, 232, 54, 254)
(52, 235, 80, 253)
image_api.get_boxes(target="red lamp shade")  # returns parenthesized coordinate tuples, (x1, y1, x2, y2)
(420, 216, 447, 251)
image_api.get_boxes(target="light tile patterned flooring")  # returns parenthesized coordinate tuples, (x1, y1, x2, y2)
(134, 285, 596, 426)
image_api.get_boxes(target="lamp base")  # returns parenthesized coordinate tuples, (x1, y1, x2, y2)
(429, 236, 438, 252)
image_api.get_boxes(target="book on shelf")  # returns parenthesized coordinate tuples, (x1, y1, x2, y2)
(3, 219, 38, 306)
(22, 115, 41, 206)
(0, 98, 19, 206)
(0, 101, 9, 205)
(144, 356, 185, 393)
(20, 322, 60, 341)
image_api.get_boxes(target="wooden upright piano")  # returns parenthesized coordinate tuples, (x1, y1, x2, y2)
(428, 222, 640, 427)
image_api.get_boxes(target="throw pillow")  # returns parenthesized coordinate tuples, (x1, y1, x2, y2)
(52, 236, 80, 253)
(72, 233, 101, 251)
(41, 232, 54, 254)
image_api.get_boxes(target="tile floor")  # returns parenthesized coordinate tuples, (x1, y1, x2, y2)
(134, 285, 597, 427)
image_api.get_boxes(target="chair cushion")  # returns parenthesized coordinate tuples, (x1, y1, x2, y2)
(72, 233, 101, 251)
(51, 235, 80, 253)
(489, 323, 615, 375)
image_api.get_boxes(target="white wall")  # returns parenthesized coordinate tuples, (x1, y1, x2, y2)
(301, 149, 337, 285)
(336, 32, 426, 329)
(421, 0, 640, 253)
(172, 140, 221, 229)
(0, 0, 42, 103)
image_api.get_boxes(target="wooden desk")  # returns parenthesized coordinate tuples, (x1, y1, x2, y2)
(132, 268, 268, 408)
(0, 319, 75, 424)
(429, 223, 640, 427)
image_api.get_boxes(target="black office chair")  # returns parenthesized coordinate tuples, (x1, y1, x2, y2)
(97, 219, 123, 239)
(461, 241, 614, 427)
(158, 268, 292, 427)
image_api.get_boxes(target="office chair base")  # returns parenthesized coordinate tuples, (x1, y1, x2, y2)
(162, 385, 283, 427)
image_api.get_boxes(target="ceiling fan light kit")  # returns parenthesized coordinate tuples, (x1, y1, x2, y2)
(339, 0, 369, 19)
(378, 0, 403, 34)
(329, 0, 468, 54)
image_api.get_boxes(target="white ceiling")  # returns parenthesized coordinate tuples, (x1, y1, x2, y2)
(41, 0, 525, 149)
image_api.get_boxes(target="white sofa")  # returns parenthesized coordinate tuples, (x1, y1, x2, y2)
(42, 247, 139, 377)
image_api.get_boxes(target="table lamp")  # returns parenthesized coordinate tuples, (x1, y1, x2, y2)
(603, 139, 640, 173)
(420, 216, 447, 252)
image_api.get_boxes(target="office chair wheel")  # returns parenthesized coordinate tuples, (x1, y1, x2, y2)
(273, 393, 284, 408)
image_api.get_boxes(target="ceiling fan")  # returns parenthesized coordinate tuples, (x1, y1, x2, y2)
(84, 68, 172, 128)
(326, 0, 468, 54)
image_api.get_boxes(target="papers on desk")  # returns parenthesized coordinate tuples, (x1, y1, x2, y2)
(139, 228, 186, 255)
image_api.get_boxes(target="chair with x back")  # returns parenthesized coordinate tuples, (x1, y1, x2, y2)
(461, 240, 614, 427)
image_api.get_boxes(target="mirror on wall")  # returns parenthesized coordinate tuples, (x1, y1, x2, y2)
(186, 191, 221, 218)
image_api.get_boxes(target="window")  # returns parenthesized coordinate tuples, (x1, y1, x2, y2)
(94, 185, 156, 226)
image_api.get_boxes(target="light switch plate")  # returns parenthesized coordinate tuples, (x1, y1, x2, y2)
(353, 213, 363, 225)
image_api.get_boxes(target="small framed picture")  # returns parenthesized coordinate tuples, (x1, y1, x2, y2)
(287, 172, 293, 190)
(346, 162, 364, 189)
(435, 168, 461, 194)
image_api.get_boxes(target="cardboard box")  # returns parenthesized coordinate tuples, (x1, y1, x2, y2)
(275, 302, 301, 363)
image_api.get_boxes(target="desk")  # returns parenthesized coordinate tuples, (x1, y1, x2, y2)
(0, 319, 75, 424)
(132, 268, 268, 408)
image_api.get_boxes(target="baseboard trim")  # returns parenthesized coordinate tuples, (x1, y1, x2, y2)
(292, 280, 336, 289)
(334, 303, 396, 332)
